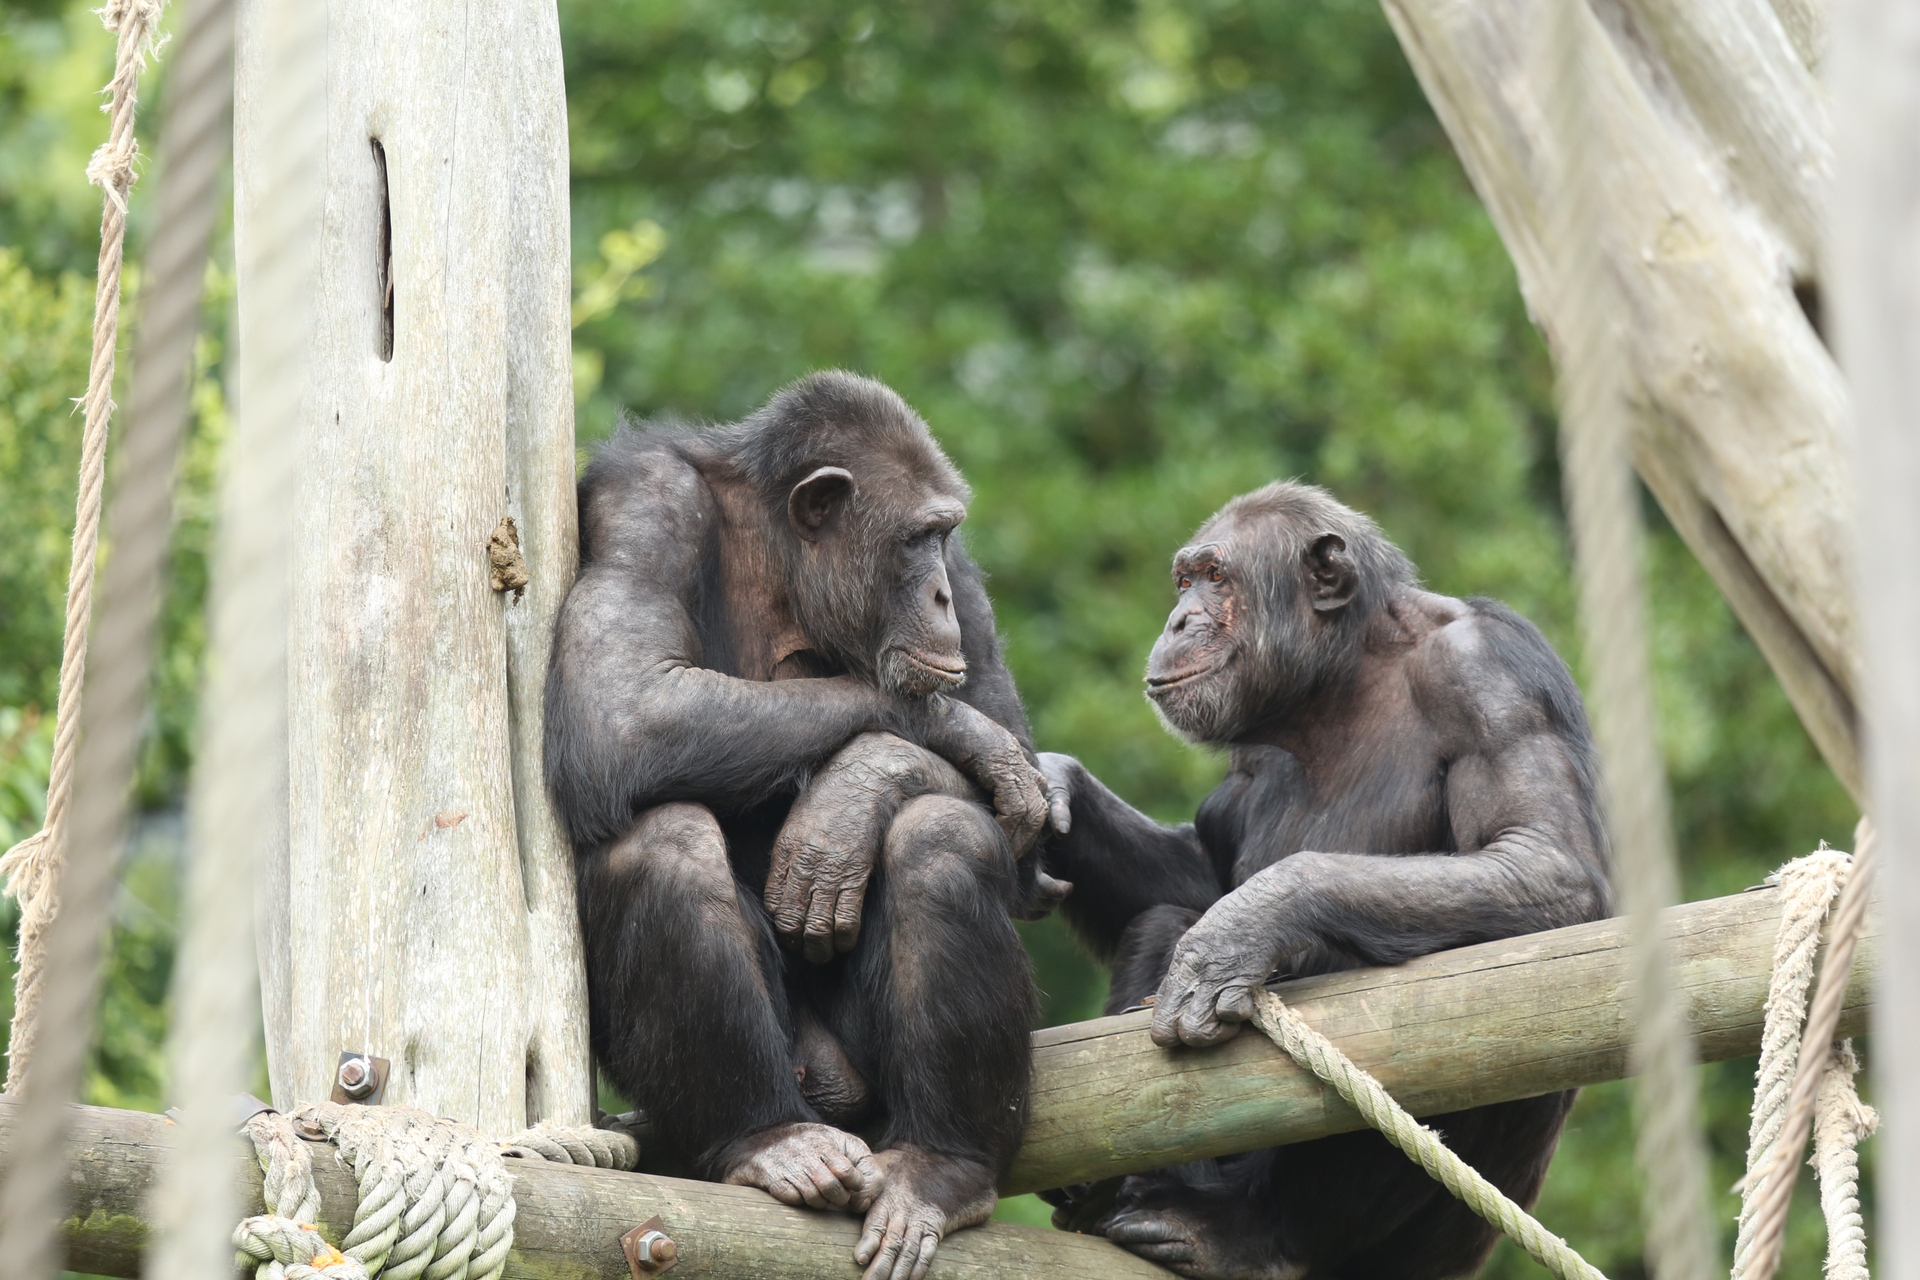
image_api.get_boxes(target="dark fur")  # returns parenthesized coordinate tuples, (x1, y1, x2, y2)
(547, 372, 1036, 1183)
(1042, 481, 1609, 1280)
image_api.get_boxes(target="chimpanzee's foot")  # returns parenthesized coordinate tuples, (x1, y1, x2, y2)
(720, 1122, 883, 1212)
(853, 1146, 997, 1280)
(1037, 1177, 1123, 1233)
(1099, 1176, 1302, 1280)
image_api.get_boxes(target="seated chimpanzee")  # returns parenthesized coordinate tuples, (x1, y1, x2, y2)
(545, 372, 1067, 1280)
(1039, 481, 1610, 1280)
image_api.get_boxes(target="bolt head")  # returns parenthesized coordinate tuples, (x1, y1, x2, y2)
(337, 1055, 376, 1099)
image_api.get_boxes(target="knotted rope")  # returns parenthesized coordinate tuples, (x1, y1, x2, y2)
(1732, 839, 1877, 1280)
(0, 0, 168, 1095)
(1248, 989, 1608, 1280)
(234, 1218, 370, 1280)
(243, 1104, 637, 1280)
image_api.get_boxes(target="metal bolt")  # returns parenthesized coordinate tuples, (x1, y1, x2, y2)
(337, 1054, 377, 1100)
(632, 1230, 676, 1272)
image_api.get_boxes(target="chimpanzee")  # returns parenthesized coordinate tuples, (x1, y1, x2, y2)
(1039, 481, 1610, 1280)
(545, 372, 1065, 1280)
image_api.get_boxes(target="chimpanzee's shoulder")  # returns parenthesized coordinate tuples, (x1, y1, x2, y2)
(1419, 598, 1590, 746)
(576, 423, 716, 567)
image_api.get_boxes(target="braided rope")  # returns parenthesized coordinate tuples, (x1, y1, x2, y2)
(1249, 989, 1608, 1280)
(0, 0, 167, 1093)
(501, 1119, 640, 1170)
(235, 1216, 370, 1280)
(1734, 835, 1878, 1280)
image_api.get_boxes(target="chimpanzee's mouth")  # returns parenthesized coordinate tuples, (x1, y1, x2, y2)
(1146, 659, 1225, 694)
(895, 647, 967, 686)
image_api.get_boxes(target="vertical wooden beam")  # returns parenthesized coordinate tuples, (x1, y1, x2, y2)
(1830, 0, 1920, 1272)
(235, 0, 589, 1131)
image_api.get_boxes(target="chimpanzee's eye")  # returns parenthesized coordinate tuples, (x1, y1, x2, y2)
(1209, 566, 1223, 583)
(1177, 574, 1192, 590)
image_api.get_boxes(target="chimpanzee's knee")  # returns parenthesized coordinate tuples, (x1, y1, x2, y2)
(1105, 904, 1203, 1014)
(599, 802, 732, 904)
(879, 793, 1013, 913)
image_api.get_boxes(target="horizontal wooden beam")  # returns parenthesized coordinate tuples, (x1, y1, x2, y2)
(1009, 882, 1873, 1193)
(15, 882, 1873, 1276)
(13, 1100, 1171, 1280)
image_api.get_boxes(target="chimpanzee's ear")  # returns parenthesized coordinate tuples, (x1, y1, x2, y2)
(1306, 533, 1358, 612)
(788, 466, 855, 541)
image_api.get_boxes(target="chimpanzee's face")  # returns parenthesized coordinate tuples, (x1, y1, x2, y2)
(874, 497, 968, 698)
(786, 462, 968, 698)
(1146, 538, 1246, 742)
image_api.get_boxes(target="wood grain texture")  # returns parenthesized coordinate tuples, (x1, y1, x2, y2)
(1378, 0, 1862, 798)
(7, 1102, 1173, 1280)
(235, 0, 590, 1132)
(1006, 885, 1874, 1193)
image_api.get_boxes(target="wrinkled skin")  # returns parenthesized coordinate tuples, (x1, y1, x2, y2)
(1038, 481, 1608, 1279)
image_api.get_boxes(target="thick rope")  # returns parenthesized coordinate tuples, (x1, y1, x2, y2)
(146, 0, 318, 1269)
(1809, 1042, 1874, 1280)
(1250, 990, 1606, 1280)
(1735, 827, 1879, 1280)
(0, 0, 167, 1097)
(500, 1118, 640, 1170)
(1545, 0, 1718, 1274)
(234, 1217, 371, 1280)
(245, 1104, 518, 1280)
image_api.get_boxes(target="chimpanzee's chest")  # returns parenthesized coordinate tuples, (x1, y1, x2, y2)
(1197, 738, 1455, 891)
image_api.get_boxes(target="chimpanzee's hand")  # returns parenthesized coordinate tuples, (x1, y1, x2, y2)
(1037, 752, 1077, 836)
(1149, 870, 1296, 1048)
(917, 698, 1049, 857)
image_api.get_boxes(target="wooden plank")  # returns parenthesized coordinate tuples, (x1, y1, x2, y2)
(10, 1102, 1171, 1280)
(237, 0, 591, 1130)
(1007, 884, 1873, 1193)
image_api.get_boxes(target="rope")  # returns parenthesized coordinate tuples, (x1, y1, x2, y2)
(1545, 0, 1718, 1274)
(500, 1118, 640, 1170)
(235, 1217, 371, 1280)
(0, 0, 167, 1098)
(1733, 831, 1879, 1280)
(243, 1104, 519, 1280)
(146, 0, 319, 1268)
(1249, 990, 1608, 1280)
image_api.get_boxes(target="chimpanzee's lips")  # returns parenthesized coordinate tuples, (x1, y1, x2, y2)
(898, 648, 967, 682)
(1146, 660, 1224, 693)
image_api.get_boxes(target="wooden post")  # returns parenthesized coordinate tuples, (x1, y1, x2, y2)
(1377, 0, 1862, 798)
(234, 0, 589, 1131)
(1830, 0, 1920, 1272)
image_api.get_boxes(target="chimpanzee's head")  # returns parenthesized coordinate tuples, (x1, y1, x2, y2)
(741, 371, 973, 699)
(1145, 481, 1416, 743)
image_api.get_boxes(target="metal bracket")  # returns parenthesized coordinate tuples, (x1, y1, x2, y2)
(621, 1216, 678, 1275)
(330, 1050, 391, 1105)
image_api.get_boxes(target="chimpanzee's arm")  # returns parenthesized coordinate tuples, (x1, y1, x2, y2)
(545, 448, 1035, 853)
(1150, 612, 1612, 1048)
(1035, 754, 1222, 962)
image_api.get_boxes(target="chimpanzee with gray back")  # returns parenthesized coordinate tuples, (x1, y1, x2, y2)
(1039, 482, 1610, 1279)
(545, 373, 1065, 1280)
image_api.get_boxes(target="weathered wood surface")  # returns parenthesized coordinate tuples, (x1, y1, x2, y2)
(237, 0, 589, 1130)
(1378, 0, 1861, 797)
(9, 1101, 1172, 1280)
(1007, 883, 1873, 1193)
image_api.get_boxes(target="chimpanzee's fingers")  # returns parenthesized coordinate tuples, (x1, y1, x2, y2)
(804, 1155, 850, 1209)
(1046, 774, 1072, 835)
(1149, 987, 1186, 1047)
(1178, 987, 1241, 1046)
(772, 869, 811, 943)
(907, 1234, 940, 1280)
(1216, 983, 1256, 1024)
(832, 886, 865, 954)
(802, 893, 835, 964)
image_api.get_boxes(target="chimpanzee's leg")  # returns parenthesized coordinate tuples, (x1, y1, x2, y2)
(578, 802, 879, 1208)
(817, 794, 1036, 1280)
(1105, 904, 1204, 1014)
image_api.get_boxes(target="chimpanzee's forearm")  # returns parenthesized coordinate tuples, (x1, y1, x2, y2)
(1241, 834, 1610, 971)
(1041, 756, 1221, 961)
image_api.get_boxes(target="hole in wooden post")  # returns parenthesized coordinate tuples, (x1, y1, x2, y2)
(1793, 277, 1825, 346)
(372, 137, 394, 361)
